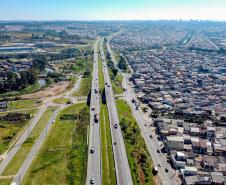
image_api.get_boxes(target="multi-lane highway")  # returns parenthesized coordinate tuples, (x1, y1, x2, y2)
(86, 39, 101, 185)
(100, 39, 133, 185)
(107, 36, 180, 185)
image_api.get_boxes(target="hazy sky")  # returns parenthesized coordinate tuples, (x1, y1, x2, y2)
(0, 0, 226, 20)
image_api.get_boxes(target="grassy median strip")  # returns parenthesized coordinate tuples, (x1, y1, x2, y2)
(2, 107, 57, 176)
(21, 103, 89, 185)
(116, 99, 154, 185)
(99, 52, 116, 185)
(100, 104, 117, 185)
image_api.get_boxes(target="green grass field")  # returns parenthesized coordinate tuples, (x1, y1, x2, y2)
(116, 100, 154, 185)
(7, 99, 42, 110)
(0, 109, 38, 155)
(0, 178, 12, 185)
(52, 97, 71, 104)
(2, 107, 57, 176)
(21, 103, 89, 185)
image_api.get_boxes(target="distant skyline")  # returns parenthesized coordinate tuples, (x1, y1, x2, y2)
(0, 0, 226, 21)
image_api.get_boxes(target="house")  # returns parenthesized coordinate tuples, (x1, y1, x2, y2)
(165, 136, 184, 150)
(211, 172, 224, 185)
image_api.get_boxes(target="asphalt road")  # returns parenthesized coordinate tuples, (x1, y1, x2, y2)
(11, 108, 59, 185)
(10, 75, 83, 185)
(86, 39, 101, 185)
(100, 39, 133, 185)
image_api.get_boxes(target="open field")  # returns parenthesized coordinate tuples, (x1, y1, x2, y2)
(21, 81, 70, 99)
(7, 99, 42, 111)
(2, 107, 57, 176)
(21, 103, 89, 185)
(52, 97, 71, 104)
(0, 109, 38, 155)
(116, 100, 154, 185)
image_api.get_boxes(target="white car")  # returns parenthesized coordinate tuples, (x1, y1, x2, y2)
(158, 163, 162, 167)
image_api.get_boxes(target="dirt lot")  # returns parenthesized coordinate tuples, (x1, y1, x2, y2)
(21, 81, 70, 99)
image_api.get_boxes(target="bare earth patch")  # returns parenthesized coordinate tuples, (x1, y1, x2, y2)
(21, 82, 69, 99)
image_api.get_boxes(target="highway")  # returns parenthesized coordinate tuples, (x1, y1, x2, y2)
(107, 36, 180, 185)
(100, 39, 133, 185)
(86, 39, 101, 185)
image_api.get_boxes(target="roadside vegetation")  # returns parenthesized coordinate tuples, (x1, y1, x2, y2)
(104, 45, 123, 94)
(0, 109, 37, 155)
(117, 55, 129, 73)
(52, 97, 71, 104)
(21, 103, 89, 185)
(98, 55, 116, 185)
(73, 58, 93, 97)
(7, 99, 42, 110)
(116, 99, 154, 185)
(2, 107, 57, 176)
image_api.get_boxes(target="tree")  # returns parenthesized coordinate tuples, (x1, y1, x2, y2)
(112, 68, 118, 77)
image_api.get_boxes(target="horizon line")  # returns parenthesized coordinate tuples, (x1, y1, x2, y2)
(0, 18, 226, 22)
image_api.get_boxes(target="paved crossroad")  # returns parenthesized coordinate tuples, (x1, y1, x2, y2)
(11, 109, 59, 185)
(86, 39, 101, 185)
(100, 39, 133, 185)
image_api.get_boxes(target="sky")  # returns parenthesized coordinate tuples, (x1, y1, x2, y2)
(0, 0, 226, 21)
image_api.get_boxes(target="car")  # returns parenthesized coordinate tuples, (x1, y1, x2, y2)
(114, 124, 118, 129)
(105, 83, 108, 85)
(152, 166, 158, 175)
(91, 106, 95, 111)
(149, 135, 153, 138)
(90, 177, 95, 184)
(90, 147, 95, 153)
(94, 114, 99, 123)
(165, 168, 168, 172)
(158, 163, 162, 167)
(157, 149, 160, 153)
(107, 85, 110, 87)
(113, 142, 116, 145)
